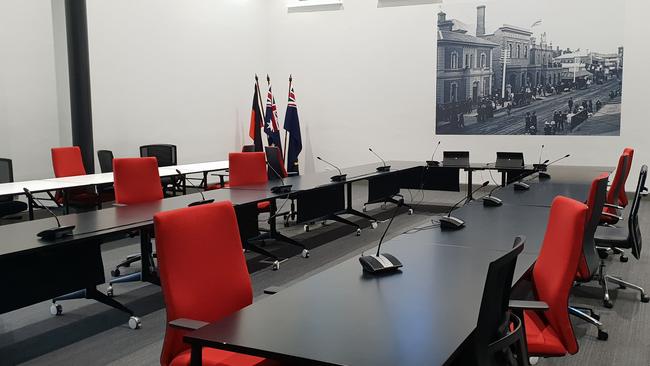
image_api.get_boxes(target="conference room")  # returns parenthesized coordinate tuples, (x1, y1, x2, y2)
(1, 0, 649, 365)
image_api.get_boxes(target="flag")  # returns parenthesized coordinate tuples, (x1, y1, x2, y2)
(248, 76, 264, 152)
(283, 76, 302, 173)
(264, 77, 283, 154)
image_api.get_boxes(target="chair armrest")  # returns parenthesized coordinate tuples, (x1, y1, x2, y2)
(601, 211, 623, 221)
(287, 172, 299, 177)
(604, 203, 623, 210)
(509, 300, 549, 311)
(263, 286, 283, 295)
(169, 318, 209, 330)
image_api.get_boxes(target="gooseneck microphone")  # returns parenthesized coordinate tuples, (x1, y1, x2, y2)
(359, 198, 404, 274)
(427, 141, 441, 167)
(176, 169, 215, 207)
(483, 183, 504, 207)
(369, 147, 390, 172)
(266, 162, 293, 194)
(317, 156, 347, 182)
(439, 181, 489, 230)
(23, 188, 75, 240)
(538, 154, 570, 180)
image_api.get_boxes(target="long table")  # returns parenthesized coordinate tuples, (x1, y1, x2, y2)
(0, 160, 229, 219)
(183, 164, 613, 366)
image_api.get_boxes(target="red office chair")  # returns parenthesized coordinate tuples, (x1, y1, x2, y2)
(510, 196, 587, 359)
(602, 150, 631, 224)
(108, 157, 164, 294)
(51, 146, 113, 209)
(205, 146, 258, 191)
(568, 173, 610, 340)
(155, 202, 277, 366)
(619, 148, 634, 207)
(228, 152, 271, 212)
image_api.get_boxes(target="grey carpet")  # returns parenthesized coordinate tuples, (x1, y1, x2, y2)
(3, 182, 650, 365)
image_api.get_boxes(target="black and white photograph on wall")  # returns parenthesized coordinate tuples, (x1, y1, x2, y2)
(435, 0, 624, 136)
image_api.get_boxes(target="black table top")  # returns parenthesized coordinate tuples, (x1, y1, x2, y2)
(185, 241, 537, 366)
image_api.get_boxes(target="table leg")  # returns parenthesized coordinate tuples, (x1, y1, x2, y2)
(466, 170, 474, 200)
(27, 195, 34, 220)
(63, 189, 70, 215)
(139, 228, 160, 285)
(190, 345, 202, 366)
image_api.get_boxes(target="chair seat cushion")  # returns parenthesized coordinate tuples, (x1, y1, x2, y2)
(170, 348, 276, 366)
(257, 201, 271, 212)
(523, 310, 567, 356)
(594, 225, 629, 248)
(0, 200, 28, 217)
(206, 182, 229, 191)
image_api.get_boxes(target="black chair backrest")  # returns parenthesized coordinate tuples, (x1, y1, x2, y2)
(242, 145, 256, 152)
(495, 152, 524, 168)
(0, 158, 14, 202)
(628, 165, 647, 260)
(443, 151, 470, 167)
(265, 146, 286, 180)
(140, 144, 177, 167)
(583, 175, 609, 277)
(97, 150, 114, 173)
(475, 237, 525, 360)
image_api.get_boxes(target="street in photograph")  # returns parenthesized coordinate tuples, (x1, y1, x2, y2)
(435, 0, 624, 136)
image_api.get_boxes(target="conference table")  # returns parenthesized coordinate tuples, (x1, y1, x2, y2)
(0, 160, 229, 219)
(183, 164, 613, 366)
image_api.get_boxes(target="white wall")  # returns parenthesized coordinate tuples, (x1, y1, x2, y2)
(86, 0, 269, 168)
(0, 0, 63, 180)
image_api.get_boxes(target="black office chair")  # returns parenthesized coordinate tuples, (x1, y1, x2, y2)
(0, 158, 28, 220)
(456, 237, 529, 366)
(139, 144, 181, 196)
(96, 150, 115, 197)
(595, 165, 649, 308)
(265, 146, 298, 226)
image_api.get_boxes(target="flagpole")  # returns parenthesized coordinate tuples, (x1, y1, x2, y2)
(283, 75, 292, 164)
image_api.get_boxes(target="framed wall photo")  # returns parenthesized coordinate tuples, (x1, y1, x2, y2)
(287, 0, 343, 10)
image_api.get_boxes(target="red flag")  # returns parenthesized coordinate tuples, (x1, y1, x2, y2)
(249, 76, 264, 151)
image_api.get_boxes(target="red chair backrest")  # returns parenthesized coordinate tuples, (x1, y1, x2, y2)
(606, 152, 629, 208)
(112, 157, 163, 205)
(619, 148, 634, 206)
(228, 152, 268, 187)
(154, 201, 252, 366)
(51, 146, 86, 177)
(533, 196, 587, 355)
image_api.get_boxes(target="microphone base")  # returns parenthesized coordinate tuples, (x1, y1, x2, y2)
(513, 181, 531, 191)
(376, 165, 391, 172)
(359, 253, 403, 274)
(483, 196, 503, 207)
(330, 174, 347, 182)
(271, 185, 293, 194)
(533, 163, 548, 171)
(538, 172, 551, 180)
(37, 225, 75, 241)
(188, 199, 215, 207)
(426, 160, 440, 167)
(439, 216, 465, 230)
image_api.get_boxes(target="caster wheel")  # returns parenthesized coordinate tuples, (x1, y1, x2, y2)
(304, 225, 310, 232)
(356, 228, 361, 236)
(50, 303, 62, 316)
(641, 295, 650, 303)
(107, 286, 114, 297)
(362, 206, 368, 212)
(128, 316, 142, 330)
(371, 222, 378, 229)
(407, 209, 414, 215)
(111, 269, 121, 277)
(597, 329, 609, 341)
(529, 357, 539, 365)
(272, 261, 280, 271)
(620, 255, 629, 263)
(301, 249, 310, 258)
(604, 299, 613, 309)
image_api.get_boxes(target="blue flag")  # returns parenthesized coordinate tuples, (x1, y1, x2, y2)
(283, 78, 302, 173)
(264, 82, 283, 153)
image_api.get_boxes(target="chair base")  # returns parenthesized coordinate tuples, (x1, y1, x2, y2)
(568, 306, 608, 340)
(50, 287, 140, 329)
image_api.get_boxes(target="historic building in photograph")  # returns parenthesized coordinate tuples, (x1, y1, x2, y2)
(436, 10, 498, 105)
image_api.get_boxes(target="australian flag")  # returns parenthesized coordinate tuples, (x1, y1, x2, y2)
(283, 78, 302, 173)
(264, 83, 283, 153)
